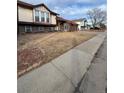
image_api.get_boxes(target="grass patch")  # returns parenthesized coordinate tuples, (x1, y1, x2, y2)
(18, 31, 99, 77)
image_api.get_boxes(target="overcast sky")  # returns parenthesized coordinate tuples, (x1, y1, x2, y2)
(20, 0, 107, 20)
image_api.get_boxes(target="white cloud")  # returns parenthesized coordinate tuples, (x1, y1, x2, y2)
(46, 0, 95, 4)
(21, 0, 97, 7)
(53, 3, 106, 19)
(53, 5, 93, 19)
(47, 0, 98, 8)
(77, 0, 97, 3)
(53, 6, 90, 15)
(98, 4, 107, 10)
(20, 0, 106, 19)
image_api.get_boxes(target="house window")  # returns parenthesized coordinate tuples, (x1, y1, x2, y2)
(46, 12, 49, 23)
(41, 12, 45, 22)
(34, 10, 50, 23)
(50, 27, 54, 31)
(25, 26, 32, 32)
(39, 27, 44, 31)
(64, 25, 67, 29)
(35, 10, 40, 22)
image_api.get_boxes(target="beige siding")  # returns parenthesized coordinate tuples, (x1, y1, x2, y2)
(18, 6, 33, 22)
(18, 5, 57, 25)
(50, 14, 56, 24)
(35, 6, 49, 12)
(35, 6, 56, 25)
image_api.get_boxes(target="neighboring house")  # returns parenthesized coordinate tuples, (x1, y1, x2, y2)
(17, 1, 58, 34)
(86, 24, 91, 29)
(57, 17, 78, 31)
(72, 18, 88, 31)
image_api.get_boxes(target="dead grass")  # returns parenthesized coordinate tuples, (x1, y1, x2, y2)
(17, 32, 55, 48)
(17, 31, 99, 77)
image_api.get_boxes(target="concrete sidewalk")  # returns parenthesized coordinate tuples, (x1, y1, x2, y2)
(18, 32, 106, 93)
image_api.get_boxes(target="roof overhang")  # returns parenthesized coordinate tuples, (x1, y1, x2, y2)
(33, 4, 59, 15)
(57, 17, 78, 25)
(18, 21, 57, 27)
(17, 1, 33, 9)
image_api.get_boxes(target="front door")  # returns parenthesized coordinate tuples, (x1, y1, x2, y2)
(64, 23, 69, 31)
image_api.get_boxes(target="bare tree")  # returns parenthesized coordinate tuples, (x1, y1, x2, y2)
(87, 8, 106, 28)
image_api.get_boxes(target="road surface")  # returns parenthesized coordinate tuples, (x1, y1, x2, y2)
(80, 37, 107, 93)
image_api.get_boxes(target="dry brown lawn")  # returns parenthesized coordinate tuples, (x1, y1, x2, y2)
(17, 31, 99, 77)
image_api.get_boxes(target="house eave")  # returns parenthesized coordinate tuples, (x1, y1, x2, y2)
(33, 4, 59, 15)
(17, 1, 33, 9)
(18, 21, 57, 26)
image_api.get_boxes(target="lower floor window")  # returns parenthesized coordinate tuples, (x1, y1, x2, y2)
(50, 27, 55, 31)
(39, 27, 44, 31)
(25, 26, 32, 32)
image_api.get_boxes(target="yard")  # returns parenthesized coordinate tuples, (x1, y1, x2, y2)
(17, 31, 99, 77)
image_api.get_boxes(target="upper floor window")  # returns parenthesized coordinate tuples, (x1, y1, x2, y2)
(41, 12, 45, 22)
(46, 13, 49, 23)
(34, 10, 50, 23)
(35, 10, 40, 22)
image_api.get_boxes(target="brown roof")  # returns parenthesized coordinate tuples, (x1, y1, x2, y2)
(57, 17, 78, 25)
(17, 1, 33, 9)
(67, 20, 78, 25)
(57, 17, 67, 22)
(17, 1, 58, 15)
(72, 18, 87, 22)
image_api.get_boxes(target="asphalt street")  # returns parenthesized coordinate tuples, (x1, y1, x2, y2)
(80, 37, 107, 93)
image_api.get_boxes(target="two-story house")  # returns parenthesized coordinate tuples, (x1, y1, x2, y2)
(72, 18, 88, 31)
(17, 1, 58, 34)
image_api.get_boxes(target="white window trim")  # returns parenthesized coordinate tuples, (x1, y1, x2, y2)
(25, 26, 32, 32)
(41, 11, 45, 22)
(39, 11, 41, 22)
(44, 12, 46, 22)
(35, 10, 40, 22)
(46, 12, 50, 23)
(34, 10, 50, 23)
